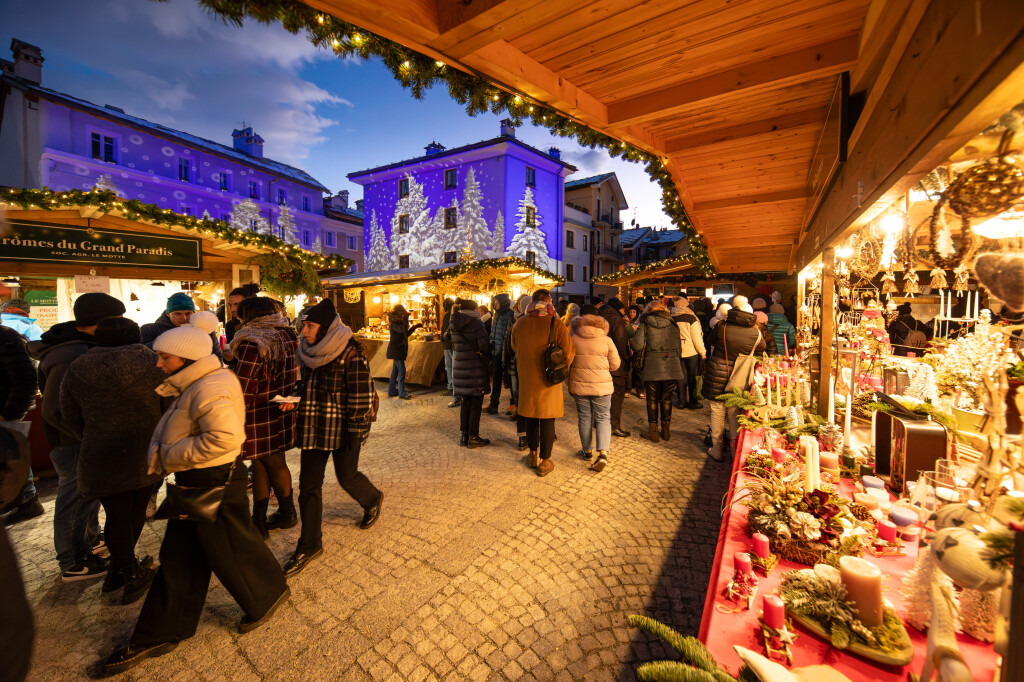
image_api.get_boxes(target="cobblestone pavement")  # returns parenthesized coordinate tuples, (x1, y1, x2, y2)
(10, 383, 732, 681)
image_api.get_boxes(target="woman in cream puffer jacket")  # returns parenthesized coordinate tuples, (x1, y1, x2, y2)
(568, 314, 620, 472)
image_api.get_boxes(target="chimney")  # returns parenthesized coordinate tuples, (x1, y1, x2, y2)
(424, 141, 446, 156)
(548, 147, 561, 159)
(355, 199, 364, 212)
(500, 118, 516, 138)
(231, 126, 264, 158)
(10, 39, 43, 84)
(339, 190, 349, 209)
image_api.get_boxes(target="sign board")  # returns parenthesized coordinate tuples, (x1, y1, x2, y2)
(712, 283, 734, 296)
(663, 285, 682, 296)
(30, 306, 59, 331)
(24, 290, 57, 306)
(642, 288, 661, 298)
(1, 220, 203, 270)
(685, 287, 705, 296)
(74, 275, 110, 294)
(803, 72, 849, 230)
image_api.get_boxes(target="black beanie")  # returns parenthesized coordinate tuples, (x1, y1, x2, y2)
(460, 298, 478, 311)
(73, 293, 126, 326)
(95, 317, 141, 347)
(606, 297, 625, 312)
(303, 298, 337, 328)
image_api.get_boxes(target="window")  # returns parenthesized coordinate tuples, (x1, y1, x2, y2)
(249, 180, 260, 200)
(525, 251, 536, 265)
(444, 168, 457, 189)
(525, 207, 536, 227)
(220, 213, 231, 223)
(526, 166, 536, 187)
(566, 264, 574, 281)
(399, 255, 410, 269)
(177, 157, 191, 182)
(249, 218, 260, 231)
(444, 207, 457, 229)
(444, 251, 458, 263)
(347, 236, 357, 251)
(218, 171, 231, 192)
(277, 188, 288, 206)
(398, 178, 409, 198)
(302, 195, 311, 212)
(90, 131, 118, 163)
(398, 215, 410, 234)
(178, 203, 195, 217)
(565, 230, 574, 248)
(324, 231, 336, 247)
(582, 234, 588, 252)
(582, 266, 588, 281)
(302, 229, 312, 247)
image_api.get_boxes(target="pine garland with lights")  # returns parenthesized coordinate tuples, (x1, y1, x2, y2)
(430, 256, 564, 285)
(190, 0, 716, 275)
(1, 187, 352, 274)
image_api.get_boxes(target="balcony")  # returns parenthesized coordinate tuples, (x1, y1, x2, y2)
(594, 244, 624, 261)
(593, 212, 624, 230)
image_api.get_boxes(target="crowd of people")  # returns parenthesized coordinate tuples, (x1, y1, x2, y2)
(0, 283, 806, 677)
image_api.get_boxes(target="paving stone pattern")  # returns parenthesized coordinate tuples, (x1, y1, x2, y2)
(10, 384, 732, 680)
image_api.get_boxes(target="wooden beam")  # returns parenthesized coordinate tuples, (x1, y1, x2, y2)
(310, 0, 440, 45)
(693, 188, 807, 212)
(663, 109, 825, 154)
(851, 0, 915, 94)
(796, 0, 1024, 269)
(816, 247, 835, 419)
(431, 0, 572, 59)
(606, 37, 859, 127)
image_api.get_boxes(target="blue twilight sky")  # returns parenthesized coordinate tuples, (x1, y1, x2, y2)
(2, 0, 672, 228)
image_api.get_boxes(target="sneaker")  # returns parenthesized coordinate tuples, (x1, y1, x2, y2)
(62, 554, 108, 583)
(483, 405, 499, 414)
(612, 428, 631, 438)
(448, 398, 462, 408)
(3, 495, 44, 524)
(92, 534, 108, 557)
(591, 453, 608, 472)
(101, 568, 126, 593)
(399, 394, 413, 400)
(517, 436, 528, 451)
(283, 547, 323, 578)
(580, 450, 594, 461)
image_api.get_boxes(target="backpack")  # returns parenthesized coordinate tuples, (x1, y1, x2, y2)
(543, 316, 569, 385)
(342, 342, 379, 422)
(898, 320, 928, 349)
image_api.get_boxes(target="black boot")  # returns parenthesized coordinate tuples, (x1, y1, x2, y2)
(266, 494, 298, 530)
(517, 436, 528, 451)
(467, 435, 491, 449)
(252, 499, 270, 540)
(121, 560, 157, 606)
(660, 421, 671, 442)
(641, 422, 659, 443)
(460, 431, 469, 447)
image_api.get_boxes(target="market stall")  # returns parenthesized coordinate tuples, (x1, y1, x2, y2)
(322, 256, 562, 384)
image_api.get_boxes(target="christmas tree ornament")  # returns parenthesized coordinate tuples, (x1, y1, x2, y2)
(930, 527, 1007, 591)
(946, 136, 1024, 219)
(928, 197, 974, 270)
(902, 269, 920, 294)
(881, 269, 897, 295)
(784, 406, 803, 430)
(751, 383, 766, 406)
(935, 225, 956, 259)
(952, 263, 970, 292)
(929, 267, 948, 290)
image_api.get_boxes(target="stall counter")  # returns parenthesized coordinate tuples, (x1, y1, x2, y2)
(356, 335, 445, 386)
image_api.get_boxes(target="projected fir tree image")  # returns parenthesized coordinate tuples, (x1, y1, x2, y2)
(391, 174, 430, 268)
(231, 198, 268, 235)
(491, 210, 505, 256)
(277, 205, 298, 244)
(508, 186, 548, 268)
(460, 167, 490, 261)
(366, 210, 391, 272)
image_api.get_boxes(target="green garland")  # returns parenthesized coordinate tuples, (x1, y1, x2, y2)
(247, 252, 324, 298)
(188, 0, 716, 276)
(1, 187, 352, 273)
(430, 256, 564, 285)
(627, 615, 741, 682)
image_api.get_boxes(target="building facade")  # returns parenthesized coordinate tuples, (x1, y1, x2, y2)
(0, 40, 329, 250)
(563, 173, 629, 299)
(555, 204, 593, 302)
(621, 227, 688, 267)
(322, 190, 364, 273)
(348, 120, 575, 273)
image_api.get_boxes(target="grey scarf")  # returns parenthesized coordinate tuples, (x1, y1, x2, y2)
(297, 315, 353, 369)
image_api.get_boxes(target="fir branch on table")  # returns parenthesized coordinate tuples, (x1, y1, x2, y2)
(981, 530, 1016, 570)
(627, 616, 737, 682)
(635, 662, 720, 682)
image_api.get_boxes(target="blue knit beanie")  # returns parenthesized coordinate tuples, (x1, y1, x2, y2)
(165, 292, 196, 313)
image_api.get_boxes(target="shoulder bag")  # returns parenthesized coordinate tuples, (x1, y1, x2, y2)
(723, 323, 762, 392)
(154, 459, 236, 524)
(543, 316, 569, 385)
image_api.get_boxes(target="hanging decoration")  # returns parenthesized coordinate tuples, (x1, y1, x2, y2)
(880, 269, 897, 295)
(848, 237, 883, 282)
(930, 267, 948, 290)
(953, 263, 971, 292)
(928, 197, 974, 270)
(946, 130, 1024, 219)
(973, 252, 1024, 312)
(935, 224, 956, 259)
(902, 269, 920, 295)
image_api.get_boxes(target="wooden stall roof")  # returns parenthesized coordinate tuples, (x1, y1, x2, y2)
(301, 0, 1024, 277)
(591, 258, 698, 287)
(322, 258, 562, 289)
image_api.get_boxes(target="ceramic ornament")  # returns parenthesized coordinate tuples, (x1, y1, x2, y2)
(929, 267, 948, 290)
(798, 379, 811, 405)
(931, 527, 1007, 591)
(916, 581, 973, 682)
(903, 269, 921, 295)
(784, 406, 804, 430)
(973, 252, 1024, 312)
(751, 383, 767, 406)
(930, 502, 991, 532)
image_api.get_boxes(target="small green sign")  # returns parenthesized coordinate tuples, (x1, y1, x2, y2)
(2, 220, 202, 270)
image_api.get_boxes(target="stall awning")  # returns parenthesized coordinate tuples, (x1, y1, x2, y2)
(590, 257, 698, 287)
(322, 257, 564, 292)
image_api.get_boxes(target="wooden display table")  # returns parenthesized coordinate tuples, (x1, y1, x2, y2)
(355, 336, 445, 386)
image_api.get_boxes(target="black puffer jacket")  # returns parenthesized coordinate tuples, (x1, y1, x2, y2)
(27, 321, 95, 447)
(599, 306, 630, 378)
(630, 310, 683, 382)
(451, 311, 492, 397)
(386, 311, 421, 361)
(703, 309, 766, 399)
(140, 313, 175, 347)
(59, 344, 165, 497)
(0, 326, 36, 421)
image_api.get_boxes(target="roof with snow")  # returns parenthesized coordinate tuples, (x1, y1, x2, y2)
(2, 74, 330, 192)
(564, 172, 616, 189)
(324, 205, 364, 223)
(620, 227, 686, 248)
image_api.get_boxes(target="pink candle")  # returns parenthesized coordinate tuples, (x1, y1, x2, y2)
(877, 519, 897, 542)
(771, 448, 788, 463)
(783, 334, 789, 356)
(763, 595, 785, 629)
(752, 533, 770, 559)
(854, 492, 880, 510)
(819, 452, 840, 470)
(734, 551, 752, 576)
(839, 556, 884, 627)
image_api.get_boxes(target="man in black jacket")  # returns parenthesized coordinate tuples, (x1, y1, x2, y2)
(599, 298, 632, 438)
(0, 324, 44, 524)
(441, 298, 460, 408)
(485, 294, 514, 415)
(888, 303, 932, 356)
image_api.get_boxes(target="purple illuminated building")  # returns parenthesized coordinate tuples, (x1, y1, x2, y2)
(348, 120, 575, 272)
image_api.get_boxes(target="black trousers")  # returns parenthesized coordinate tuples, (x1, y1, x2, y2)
(297, 443, 380, 553)
(488, 352, 503, 408)
(0, 526, 33, 682)
(525, 417, 555, 460)
(460, 395, 484, 436)
(644, 380, 676, 423)
(99, 484, 155, 572)
(131, 460, 287, 646)
(610, 374, 626, 429)
(676, 355, 702, 406)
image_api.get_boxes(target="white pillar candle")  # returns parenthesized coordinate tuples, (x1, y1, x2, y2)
(828, 376, 835, 424)
(766, 375, 772, 407)
(843, 393, 853, 448)
(839, 556, 884, 628)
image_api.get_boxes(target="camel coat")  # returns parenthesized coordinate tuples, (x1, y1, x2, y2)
(510, 312, 575, 419)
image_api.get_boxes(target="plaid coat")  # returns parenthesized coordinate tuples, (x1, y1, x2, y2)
(295, 339, 374, 450)
(234, 326, 298, 459)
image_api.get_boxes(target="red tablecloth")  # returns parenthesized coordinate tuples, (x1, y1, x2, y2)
(698, 429, 999, 680)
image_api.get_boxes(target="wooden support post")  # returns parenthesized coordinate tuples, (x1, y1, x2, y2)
(816, 248, 836, 418)
(1003, 526, 1024, 682)
(796, 270, 807, 330)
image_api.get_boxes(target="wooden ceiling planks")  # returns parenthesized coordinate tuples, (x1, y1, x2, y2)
(309, 0, 876, 273)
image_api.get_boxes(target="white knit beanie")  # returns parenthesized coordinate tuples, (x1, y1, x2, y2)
(153, 325, 214, 361)
(771, 290, 782, 303)
(733, 295, 749, 309)
(189, 311, 219, 335)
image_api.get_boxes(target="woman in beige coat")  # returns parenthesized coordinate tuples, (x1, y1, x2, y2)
(568, 312, 620, 472)
(510, 294, 575, 477)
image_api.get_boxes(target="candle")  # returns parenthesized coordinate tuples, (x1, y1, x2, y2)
(763, 595, 785, 630)
(839, 556, 884, 627)
(939, 289, 944, 319)
(870, 410, 876, 449)
(862, 476, 885, 490)
(827, 376, 835, 424)
(891, 505, 918, 527)
(819, 452, 840, 470)
(771, 447, 788, 463)
(734, 551, 752, 576)
(868, 488, 893, 513)
(766, 375, 772, 407)
(753, 533, 770, 559)
(842, 452, 855, 470)
(854, 492, 880, 510)
(899, 526, 921, 542)
(859, 464, 875, 478)
(783, 333, 789, 357)
(843, 394, 853, 448)
(877, 519, 897, 542)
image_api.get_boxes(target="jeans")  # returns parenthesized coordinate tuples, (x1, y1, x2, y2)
(444, 349, 454, 392)
(488, 351, 503, 408)
(98, 485, 155, 572)
(20, 465, 36, 503)
(510, 371, 519, 407)
(298, 443, 380, 553)
(388, 359, 407, 397)
(525, 417, 555, 460)
(573, 394, 612, 453)
(49, 444, 100, 571)
(644, 381, 676, 424)
(709, 400, 738, 454)
(610, 374, 626, 430)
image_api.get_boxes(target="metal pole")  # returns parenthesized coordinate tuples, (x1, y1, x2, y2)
(816, 248, 836, 418)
